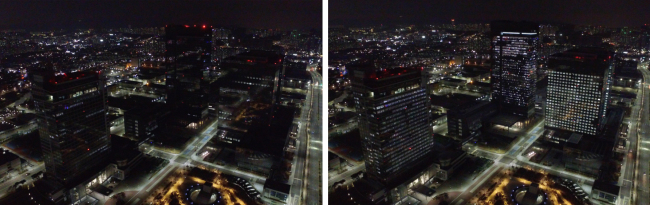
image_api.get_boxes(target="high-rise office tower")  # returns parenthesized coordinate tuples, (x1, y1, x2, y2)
(490, 21, 539, 118)
(216, 51, 283, 125)
(350, 65, 432, 185)
(545, 48, 614, 135)
(165, 25, 212, 121)
(30, 70, 111, 203)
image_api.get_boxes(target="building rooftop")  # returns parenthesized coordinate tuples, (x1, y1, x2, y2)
(349, 64, 424, 88)
(614, 66, 641, 79)
(549, 48, 614, 75)
(489, 20, 539, 36)
(223, 50, 283, 65)
(30, 70, 100, 92)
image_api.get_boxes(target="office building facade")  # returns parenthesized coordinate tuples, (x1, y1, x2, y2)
(490, 21, 539, 118)
(351, 65, 432, 185)
(545, 48, 614, 135)
(31, 71, 111, 203)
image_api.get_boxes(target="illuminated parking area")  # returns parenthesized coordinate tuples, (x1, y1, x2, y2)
(142, 167, 259, 205)
(469, 167, 585, 205)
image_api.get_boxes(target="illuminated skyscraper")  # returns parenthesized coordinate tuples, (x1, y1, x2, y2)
(350, 65, 432, 185)
(490, 21, 539, 118)
(31, 70, 111, 203)
(545, 48, 614, 135)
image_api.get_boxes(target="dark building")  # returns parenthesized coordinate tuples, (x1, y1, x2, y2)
(30, 70, 111, 204)
(219, 50, 284, 95)
(282, 66, 311, 90)
(434, 150, 468, 181)
(641, 30, 650, 50)
(124, 104, 169, 141)
(490, 21, 539, 118)
(350, 64, 433, 185)
(263, 180, 291, 203)
(534, 77, 548, 117)
(216, 51, 284, 124)
(592, 179, 620, 204)
(613, 59, 641, 89)
(447, 100, 496, 142)
(164, 25, 213, 124)
(545, 48, 614, 135)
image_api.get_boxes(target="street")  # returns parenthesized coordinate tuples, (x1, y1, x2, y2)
(623, 61, 650, 205)
(289, 70, 323, 205)
(304, 71, 323, 205)
(450, 119, 596, 205)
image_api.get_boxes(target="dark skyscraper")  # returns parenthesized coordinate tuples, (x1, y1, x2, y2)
(490, 21, 539, 118)
(545, 48, 614, 135)
(30, 70, 111, 203)
(165, 25, 213, 122)
(350, 65, 432, 185)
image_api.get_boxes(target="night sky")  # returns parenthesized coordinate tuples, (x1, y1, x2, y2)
(0, 0, 322, 31)
(330, 0, 649, 27)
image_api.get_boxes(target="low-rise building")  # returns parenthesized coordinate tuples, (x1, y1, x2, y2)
(591, 180, 620, 204)
(447, 101, 496, 142)
(263, 180, 291, 204)
(612, 59, 641, 89)
(562, 133, 613, 178)
(435, 150, 468, 181)
(124, 104, 169, 141)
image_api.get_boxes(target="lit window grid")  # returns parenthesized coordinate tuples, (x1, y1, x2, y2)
(544, 70, 608, 135)
(354, 83, 432, 180)
(491, 34, 538, 114)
